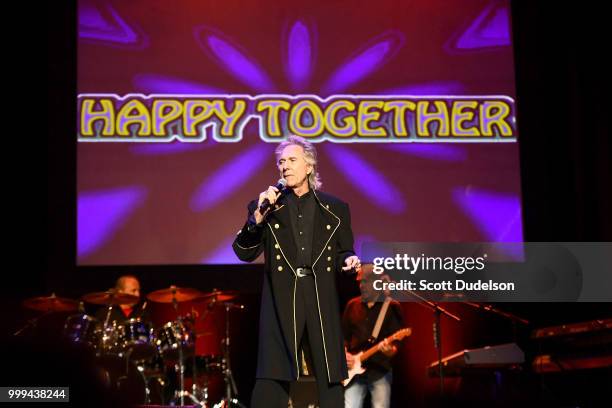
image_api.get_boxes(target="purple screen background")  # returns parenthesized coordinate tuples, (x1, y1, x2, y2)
(77, 0, 522, 265)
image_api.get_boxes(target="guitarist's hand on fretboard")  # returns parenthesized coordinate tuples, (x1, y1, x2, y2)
(378, 338, 398, 357)
(343, 327, 412, 387)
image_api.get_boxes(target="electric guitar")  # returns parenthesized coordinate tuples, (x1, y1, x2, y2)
(342, 327, 412, 387)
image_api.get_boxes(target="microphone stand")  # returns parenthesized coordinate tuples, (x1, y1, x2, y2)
(461, 302, 529, 343)
(395, 288, 461, 396)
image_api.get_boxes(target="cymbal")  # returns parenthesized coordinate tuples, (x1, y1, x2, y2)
(82, 290, 140, 305)
(22, 293, 78, 312)
(146, 286, 205, 303)
(199, 289, 238, 304)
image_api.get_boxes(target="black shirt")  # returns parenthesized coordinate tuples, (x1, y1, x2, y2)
(342, 296, 404, 380)
(286, 189, 316, 267)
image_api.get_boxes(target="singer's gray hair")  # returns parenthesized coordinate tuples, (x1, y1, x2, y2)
(275, 135, 322, 190)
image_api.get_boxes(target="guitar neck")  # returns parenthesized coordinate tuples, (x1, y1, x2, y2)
(356, 328, 411, 363)
(360, 338, 390, 362)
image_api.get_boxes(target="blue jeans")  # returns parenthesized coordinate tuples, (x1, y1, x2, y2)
(344, 371, 392, 408)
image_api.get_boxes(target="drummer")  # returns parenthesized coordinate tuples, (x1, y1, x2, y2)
(95, 275, 151, 324)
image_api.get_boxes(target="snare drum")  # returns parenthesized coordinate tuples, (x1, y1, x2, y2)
(155, 320, 194, 360)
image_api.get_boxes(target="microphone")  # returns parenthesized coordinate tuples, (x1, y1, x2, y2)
(259, 178, 287, 213)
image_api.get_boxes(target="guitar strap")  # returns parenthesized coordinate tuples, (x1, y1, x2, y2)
(370, 296, 391, 340)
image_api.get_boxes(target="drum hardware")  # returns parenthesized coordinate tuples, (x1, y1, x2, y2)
(18, 286, 248, 407)
(63, 313, 100, 348)
(22, 293, 79, 312)
(200, 289, 238, 304)
(182, 290, 245, 407)
(156, 319, 195, 361)
(15, 293, 79, 336)
(145, 284, 204, 406)
(113, 356, 154, 405)
(156, 288, 244, 407)
(113, 349, 158, 405)
(81, 288, 159, 404)
(97, 324, 162, 405)
(146, 285, 206, 304)
(158, 285, 195, 406)
(215, 301, 247, 408)
(81, 290, 141, 355)
(13, 310, 53, 336)
(120, 318, 156, 361)
(194, 290, 238, 324)
(82, 290, 140, 306)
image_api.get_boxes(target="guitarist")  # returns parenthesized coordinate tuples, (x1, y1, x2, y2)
(342, 264, 404, 408)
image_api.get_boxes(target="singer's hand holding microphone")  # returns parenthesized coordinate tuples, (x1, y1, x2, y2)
(254, 178, 287, 224)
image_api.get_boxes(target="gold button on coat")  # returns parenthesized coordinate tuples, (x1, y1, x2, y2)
(278, 266, 283, 271)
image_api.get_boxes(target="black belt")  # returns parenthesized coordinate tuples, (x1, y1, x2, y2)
(296, 267, 313, 277)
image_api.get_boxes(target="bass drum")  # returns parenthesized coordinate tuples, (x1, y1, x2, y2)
(102, 357, 166, 405)
(183, 355, 225, 404)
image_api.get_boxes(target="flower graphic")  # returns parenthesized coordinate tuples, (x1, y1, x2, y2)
(77, 1, 521, 264)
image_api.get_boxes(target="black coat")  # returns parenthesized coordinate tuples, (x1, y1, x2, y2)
(232, 190, 355, 382)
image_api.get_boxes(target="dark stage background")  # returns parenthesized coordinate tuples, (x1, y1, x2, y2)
(22, 1, 612, 407)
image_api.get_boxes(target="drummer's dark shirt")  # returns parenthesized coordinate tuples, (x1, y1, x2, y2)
(94, 302, 151, 325)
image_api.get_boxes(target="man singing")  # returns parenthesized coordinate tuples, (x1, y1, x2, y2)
(233, 136, 360, 408)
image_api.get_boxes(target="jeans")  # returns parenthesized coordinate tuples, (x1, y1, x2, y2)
(344, 371, 392, 408)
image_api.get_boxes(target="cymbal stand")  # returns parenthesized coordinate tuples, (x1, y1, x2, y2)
(99, 294, 116, 357)
(13, 310, 53, 336)
(169, 289, 187, 407)
(174, 314, 207, 407)
(187, 314, 202, 405)
(214, 302, 245, 408)
(181, 301, 218, 407)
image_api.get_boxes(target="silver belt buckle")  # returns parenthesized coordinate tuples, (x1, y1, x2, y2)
(296, 268, 306, 277)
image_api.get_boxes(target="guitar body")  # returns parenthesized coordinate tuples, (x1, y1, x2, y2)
(342, 327, 412, 388)
(342, 351, 366, 387)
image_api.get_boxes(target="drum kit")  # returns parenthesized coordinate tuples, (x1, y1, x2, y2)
(17, 287, 246, 407)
